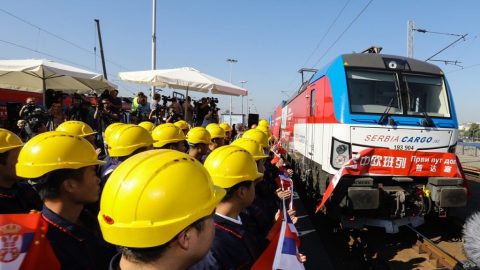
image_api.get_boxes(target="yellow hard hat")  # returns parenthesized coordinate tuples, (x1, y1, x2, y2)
(152, 123, 185, 148)
(99, 150, 226, 248)
(231, 138, 268, 160)
(16, 131, 105, 179)
(0, 128, 23, 153)
(56, 120, 96, 137)
(206, 125, 226, 140)
(104, 122, 125, 143)
(219, 123, 232, 132)
(204, 145, 263, 188)
(242, 128, 269, 148)
(205, 123, 219, 130)
(186, 127, 211, 145)
(258, 119, 270, 127)
(256, 125, 272, 138)
(138, 121, 156, 133)
(174, 120, 189, 131)
(108, 125, 153, 157)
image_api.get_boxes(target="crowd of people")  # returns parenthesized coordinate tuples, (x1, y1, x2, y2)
(10, 90, 226, 144)
(1, 109, 307, 269)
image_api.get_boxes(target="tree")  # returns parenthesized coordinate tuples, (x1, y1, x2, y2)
(466, 123, 480, 140)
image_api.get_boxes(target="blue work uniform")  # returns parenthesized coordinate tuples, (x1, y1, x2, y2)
(189, 214, 259, 270)
(0, 181, 42, 214)
(42, 206, 116, 270)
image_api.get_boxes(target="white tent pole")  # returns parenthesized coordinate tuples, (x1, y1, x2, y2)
(151, 0, 157, 99)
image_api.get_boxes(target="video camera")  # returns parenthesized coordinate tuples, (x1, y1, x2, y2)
(161, 95, 172, 106)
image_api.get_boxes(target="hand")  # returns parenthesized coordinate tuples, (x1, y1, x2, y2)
(287, 209, 298, 224)
(276, 188, 292, 200)
(297, 253, 307, 263)
(287, 169, 294, 177)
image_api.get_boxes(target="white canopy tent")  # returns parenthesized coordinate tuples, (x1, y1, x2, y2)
(0, 59, 116, 94)
(119, 67, 247, 124)
(118, 67, 247, 96)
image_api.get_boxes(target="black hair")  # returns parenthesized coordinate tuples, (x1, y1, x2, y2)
(35, 168, 85, 200)
(222, 180, 253, 202)
(117, 147, 150, 162)
(158, 142, 181, 150)
(0, 151, 9, 165)
(118, 216, 207, 263)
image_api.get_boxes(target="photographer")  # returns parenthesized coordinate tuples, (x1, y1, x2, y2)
(195, 98, 210, 127)
(94, 98, 119, 130)
(201, 108, 220, 127)
(19, 97, 39, 120)
(19, 97, 51, 136)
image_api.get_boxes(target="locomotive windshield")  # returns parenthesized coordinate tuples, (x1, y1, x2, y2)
(404, 74, 450, 118)
(347, 69, 451, 118)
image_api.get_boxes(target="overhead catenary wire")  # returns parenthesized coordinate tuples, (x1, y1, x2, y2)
(283, 0, 353, 96)
(312, 0, 374, 68)
(301, 0, 352, 68)
(0, 38, 136, 95)
(0, 7, 131, 72)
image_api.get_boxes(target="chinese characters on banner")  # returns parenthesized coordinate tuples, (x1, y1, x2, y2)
(315, 148, 464, 213)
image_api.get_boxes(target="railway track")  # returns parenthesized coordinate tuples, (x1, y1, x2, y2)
(463, 166, 480, 178)
(312, 213, 477, 270)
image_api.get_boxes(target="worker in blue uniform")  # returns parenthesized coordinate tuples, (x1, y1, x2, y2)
(0, 128, 42, 214)
(98, 150, 225, 270)
(190, 145, 264, 270)
(16, 131, 116, 269)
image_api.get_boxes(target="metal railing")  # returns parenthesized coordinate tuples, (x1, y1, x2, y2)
(457, 142, 480, 157)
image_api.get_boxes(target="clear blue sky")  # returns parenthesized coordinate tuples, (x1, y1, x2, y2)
(1, 0, 479, 123)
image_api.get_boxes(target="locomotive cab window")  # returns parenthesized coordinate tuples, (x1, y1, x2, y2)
(347, 70, 402, 115)
(404, 74, 450, 118)
(310, 89, 316, 116)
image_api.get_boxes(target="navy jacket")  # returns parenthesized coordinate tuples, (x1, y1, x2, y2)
(0, 182, 42, 214)
(42, 206, 116, 270)
(189, 214, 260, 270)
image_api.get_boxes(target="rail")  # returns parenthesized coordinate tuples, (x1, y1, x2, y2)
(406, 225, 477, 270)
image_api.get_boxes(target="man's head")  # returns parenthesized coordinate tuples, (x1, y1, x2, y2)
(206, 125, 225, 151)
(26, 97, 36, 105)
(186, 127, 211, 161)
(204, 145, 262, 208)
(231, 138, 268, 173)
(153, 93, 161, 101)
(99, 150, 225, 267)
(15, 131, 104, 203)
(56, 120, 97, 146)
(17, 120, 26, 129)
(108, 125, 154, 160)
(0, 129, 24, 186)
(110, 89, 119, 98)
(152, 123, 186, 152)
(101, 98, 111, 110)
(174, 120, 189, 135)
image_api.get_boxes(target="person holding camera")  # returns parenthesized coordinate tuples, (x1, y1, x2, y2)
(19, 97, 49, 138)
(195, 98, 210, 127)
(19, 97, 39, 120)
(94, 98, 119, 131)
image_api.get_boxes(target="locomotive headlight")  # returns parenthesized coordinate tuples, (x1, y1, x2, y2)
(331, 138, 351, 169)
(336, 144, 347, 155)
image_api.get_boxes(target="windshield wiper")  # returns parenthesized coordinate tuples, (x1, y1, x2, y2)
(378, 97, 395, 125)
(416, 101, 435, 127)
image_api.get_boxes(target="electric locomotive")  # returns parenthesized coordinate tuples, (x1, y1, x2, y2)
(277, 49, 465, 233)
